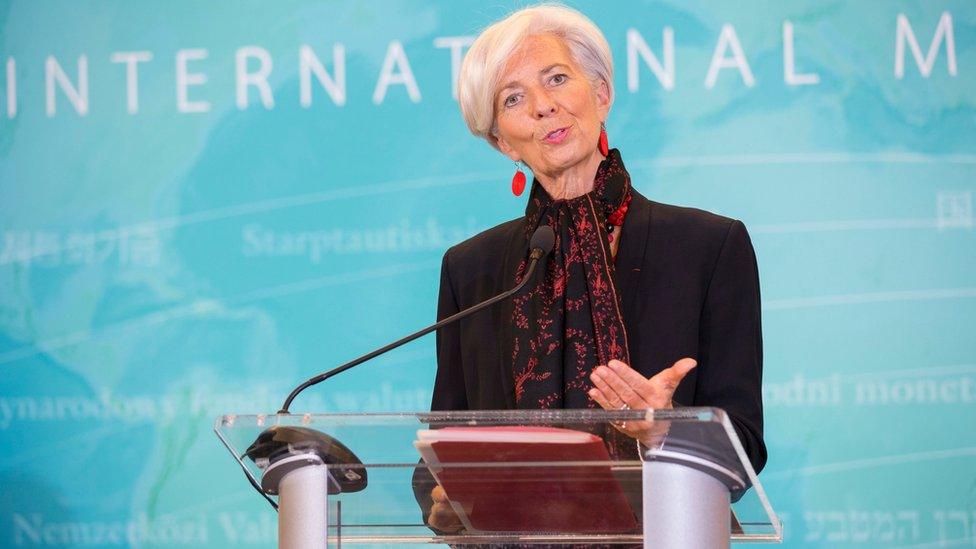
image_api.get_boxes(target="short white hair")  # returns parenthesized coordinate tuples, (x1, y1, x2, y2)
(458, 3, 614, 149)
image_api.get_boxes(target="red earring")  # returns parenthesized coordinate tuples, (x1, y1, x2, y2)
(598, 122, 609, 156)
(511, 162, 526, 196)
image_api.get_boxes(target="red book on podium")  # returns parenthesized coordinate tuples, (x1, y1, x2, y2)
(415, 426, 640, 534)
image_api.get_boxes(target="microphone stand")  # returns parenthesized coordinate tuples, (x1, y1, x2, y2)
(278, 243, 549, 414)
(242, 226, 555, 514)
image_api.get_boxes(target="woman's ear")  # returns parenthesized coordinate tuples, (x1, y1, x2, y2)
(595, 79, 611, 120)
(495, 134, 521, 163)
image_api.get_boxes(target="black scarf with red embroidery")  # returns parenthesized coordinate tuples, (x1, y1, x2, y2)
(511, 148, 633, 409)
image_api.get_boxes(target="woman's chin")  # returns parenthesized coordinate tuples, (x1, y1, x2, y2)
(543, 146, 601, 171)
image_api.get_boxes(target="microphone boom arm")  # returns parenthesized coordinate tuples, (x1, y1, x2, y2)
(278, 248, 547, 414)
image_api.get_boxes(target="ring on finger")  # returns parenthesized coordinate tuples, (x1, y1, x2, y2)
(619, 402, 629, 429)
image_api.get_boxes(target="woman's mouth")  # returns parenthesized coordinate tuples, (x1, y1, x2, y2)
(543, 126, 571, 144)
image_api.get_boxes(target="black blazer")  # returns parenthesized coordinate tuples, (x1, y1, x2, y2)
(430, 189, 766, 473)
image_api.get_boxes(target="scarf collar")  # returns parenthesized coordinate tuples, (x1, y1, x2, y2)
(523, 148, 632, 239)
(511, 148, 633, 409)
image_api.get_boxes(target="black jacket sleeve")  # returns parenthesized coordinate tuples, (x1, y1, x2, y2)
(430, 250, 467, 411)
(412, 251, 466, 532)
(694, 219, 767, 473)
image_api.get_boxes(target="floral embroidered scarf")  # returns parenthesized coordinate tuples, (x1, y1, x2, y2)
(512, 148, 633, 409)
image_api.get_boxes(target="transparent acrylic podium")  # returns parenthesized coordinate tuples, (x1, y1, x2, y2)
(215, 407, 781, 548)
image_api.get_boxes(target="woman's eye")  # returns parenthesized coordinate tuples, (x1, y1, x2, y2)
(504, 94, 521, 108)
(549, 74, 567, 85)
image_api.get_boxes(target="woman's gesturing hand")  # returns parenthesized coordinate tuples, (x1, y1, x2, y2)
(587, 358, 697, 443)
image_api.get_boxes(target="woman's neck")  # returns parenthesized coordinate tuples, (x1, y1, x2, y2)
(533, 150, 606, 200)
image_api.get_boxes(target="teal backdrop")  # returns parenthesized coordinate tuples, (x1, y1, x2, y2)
(1, 0, 974, 546)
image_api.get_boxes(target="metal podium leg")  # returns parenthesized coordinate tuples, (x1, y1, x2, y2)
(642, 459, 731, 549)
(267, 453, 329, 549)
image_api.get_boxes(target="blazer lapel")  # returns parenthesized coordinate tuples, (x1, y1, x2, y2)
(613, 189, 652, 333)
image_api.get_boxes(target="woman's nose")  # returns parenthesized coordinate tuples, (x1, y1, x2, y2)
(533, 92, 557, 118)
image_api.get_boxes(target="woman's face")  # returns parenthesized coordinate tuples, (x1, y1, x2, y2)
(493, 34, 610, 179)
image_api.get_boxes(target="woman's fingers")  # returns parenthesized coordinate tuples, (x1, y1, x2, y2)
(431, 485, 447, 503)
(587, 384, 616, 409)
(587, 358, 696, 442)
(590, 364, 647, 408)
(429, 502, 463, 531)
(428, 486, 463, 532)
(588, 384, 644, 437)
(607, 360, 656, 395)
(589, 358, 698, 409)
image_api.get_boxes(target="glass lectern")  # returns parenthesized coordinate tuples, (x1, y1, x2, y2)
(215, 407, 781, 548)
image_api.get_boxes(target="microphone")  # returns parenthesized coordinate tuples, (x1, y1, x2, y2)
(529, 223, 555, 261)
(277, 224, 556, 414)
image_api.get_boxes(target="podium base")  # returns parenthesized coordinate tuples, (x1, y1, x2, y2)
(642, 453, 733, 549)
(265, 452, 329, 549)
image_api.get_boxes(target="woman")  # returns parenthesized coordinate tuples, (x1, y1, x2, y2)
(421, 4, 765, 533)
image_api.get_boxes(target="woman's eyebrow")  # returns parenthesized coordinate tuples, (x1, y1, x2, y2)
(540, 63, 571, 74)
